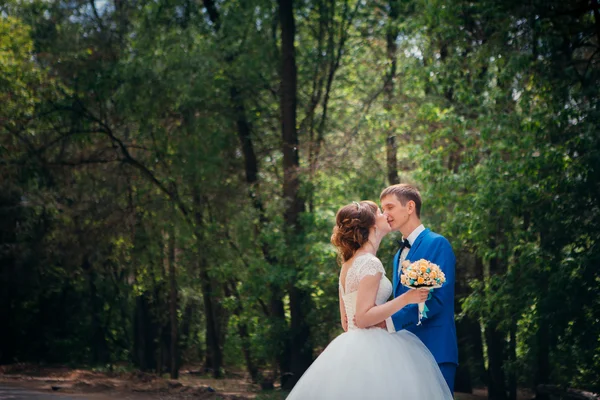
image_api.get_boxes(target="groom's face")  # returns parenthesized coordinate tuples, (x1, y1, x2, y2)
(381, 195, 409, 232)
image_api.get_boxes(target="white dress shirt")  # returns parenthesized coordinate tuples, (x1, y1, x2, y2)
(399, 224, 425, 273)
(386, 224, 425, 333)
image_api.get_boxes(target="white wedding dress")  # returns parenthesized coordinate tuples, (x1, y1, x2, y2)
(286, 253, 453, 400)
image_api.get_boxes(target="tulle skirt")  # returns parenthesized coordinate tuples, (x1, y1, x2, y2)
(286, 328, 453, 400)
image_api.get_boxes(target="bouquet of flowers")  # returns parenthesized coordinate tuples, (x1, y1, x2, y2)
(400, 259, 446, 325)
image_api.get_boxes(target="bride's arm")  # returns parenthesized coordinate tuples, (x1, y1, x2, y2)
(339, 288, 348, 332)
(354, 274, 427, 329)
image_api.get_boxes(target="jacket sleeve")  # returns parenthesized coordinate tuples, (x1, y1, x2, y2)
(391, 237, 455, 330)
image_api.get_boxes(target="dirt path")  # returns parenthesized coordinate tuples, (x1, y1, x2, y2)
(0, 365, 253, 400)
(1, 364, 533, 400)
(0, 384, 94, 400)
(0, 383, 494, 400)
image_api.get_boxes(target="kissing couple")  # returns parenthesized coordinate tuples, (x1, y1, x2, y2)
(287, 184, 458, 400)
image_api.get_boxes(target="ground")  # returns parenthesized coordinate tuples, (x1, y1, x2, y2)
(0, 364, 534, 400)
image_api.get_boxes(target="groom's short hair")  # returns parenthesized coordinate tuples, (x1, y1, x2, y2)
(380, 184, 422, 218)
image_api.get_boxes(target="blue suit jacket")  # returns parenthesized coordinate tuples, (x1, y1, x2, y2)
(392, 228, 458, 366)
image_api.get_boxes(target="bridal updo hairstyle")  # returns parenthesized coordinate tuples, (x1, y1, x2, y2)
(331, 200, 379, 263)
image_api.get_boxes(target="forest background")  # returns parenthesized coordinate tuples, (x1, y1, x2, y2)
(1, 0, 599, 399)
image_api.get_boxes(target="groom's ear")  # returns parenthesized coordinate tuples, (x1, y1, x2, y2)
(407, 200, 416, 214)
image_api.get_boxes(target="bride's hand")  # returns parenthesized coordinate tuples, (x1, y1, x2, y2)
(401, 288, 430, 304)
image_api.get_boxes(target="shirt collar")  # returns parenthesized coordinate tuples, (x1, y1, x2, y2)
(405, 224, 425, 246)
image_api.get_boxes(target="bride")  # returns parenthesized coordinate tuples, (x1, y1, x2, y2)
(286, 201, 453, 399)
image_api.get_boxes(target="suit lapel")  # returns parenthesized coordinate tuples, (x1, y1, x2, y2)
(406, 228, 430, 262)
(394, 228, 431, 297)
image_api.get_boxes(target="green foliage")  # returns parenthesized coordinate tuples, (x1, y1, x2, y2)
(1, 0, 599, 395)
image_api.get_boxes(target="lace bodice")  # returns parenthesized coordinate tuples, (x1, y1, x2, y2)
(339, 253, 392, 330)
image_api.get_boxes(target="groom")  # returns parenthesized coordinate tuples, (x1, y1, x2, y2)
(380, 184, 458, 394)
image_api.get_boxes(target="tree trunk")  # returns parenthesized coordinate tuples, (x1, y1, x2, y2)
(306, 0, 327, 213)
(187, 188, 224, 378)
(485, 321, 507, 400)
(508, 212, 529, 400)
(86, 257, 109, 365)
(535, 231, 552, 400)
(440, 42, 454, 103)
(224, 281, 259, 382)
(133, 249, 167, 373)
(508, 323, 517, 400)
(0, 258, 15, 364)
(0, 191, 18, 364)
(454, 253, 477, 393)
(278, 0, 313, 389)
(534, 292, 551, 400)
(271, 286, 291, 387)
(486, 248, 507, 400)
(179, 300, 196, 355)
(484, 226, 508, 399)
(168, 227, 179, 379)
(474, 256, 487, 385)
(133, 293, 158, 371)
(279, 0, 302, 229)
(199, 266, 222, 377)
(384, 0, 400, 185)
(198, 250, 223, 374)
(286, 285, 313, 389)
(593, 0, 600, 45)
(455, 254, 486, 391)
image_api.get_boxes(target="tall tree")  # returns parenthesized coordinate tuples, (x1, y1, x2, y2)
(278, 0, 314, 389)
(384, 0, 400, 185)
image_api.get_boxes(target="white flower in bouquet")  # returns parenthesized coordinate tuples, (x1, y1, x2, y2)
(400, 259, 446, 325)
